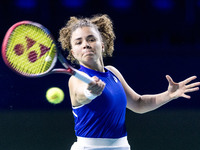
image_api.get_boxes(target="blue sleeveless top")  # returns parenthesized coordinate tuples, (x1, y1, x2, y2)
(72, 65, 127, 138)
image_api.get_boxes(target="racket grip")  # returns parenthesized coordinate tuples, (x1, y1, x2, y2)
(74, 70, 94, 84)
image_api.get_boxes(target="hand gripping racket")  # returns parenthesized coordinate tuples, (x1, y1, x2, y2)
(1, 21, 93, 84)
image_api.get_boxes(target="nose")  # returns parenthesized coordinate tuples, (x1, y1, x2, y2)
(83, 41, 91, 49)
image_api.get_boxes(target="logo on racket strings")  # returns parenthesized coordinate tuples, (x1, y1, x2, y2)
(14, 36, 51, 63)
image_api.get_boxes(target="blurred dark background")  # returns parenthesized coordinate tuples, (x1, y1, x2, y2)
(0, 0, 200, 150)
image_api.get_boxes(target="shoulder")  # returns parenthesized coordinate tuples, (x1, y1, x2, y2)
(68, 74, 84, 86)
(68, 70, 90, 88)
(68, 76, 76, 89)
(68, 75, 83, 88)
(105, 65, 123, 81)
(105, 65, 118, 73)
(68, 75, 75, 84)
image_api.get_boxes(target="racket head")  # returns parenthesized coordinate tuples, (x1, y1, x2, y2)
(2, 21, 57, 77)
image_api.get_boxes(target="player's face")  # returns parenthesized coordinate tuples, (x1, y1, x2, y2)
(70, 26, 104, 66)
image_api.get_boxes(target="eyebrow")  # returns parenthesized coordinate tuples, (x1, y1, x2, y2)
(87, 35, 95, 39)
(73, 35, 96, 42)
(73, 37, 82, 42)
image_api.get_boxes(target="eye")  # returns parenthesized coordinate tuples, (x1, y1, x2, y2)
(88, 37, 96, 42)
(75, 41, 81, 45)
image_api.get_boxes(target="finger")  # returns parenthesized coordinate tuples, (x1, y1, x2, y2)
(183, 76, 197, 84)
(91, 84, 105, 95)
(93, 76, 100, 82)
(88, 80, 105, 94)
(92, 80, 105, 91)
(185, 82, 200, 89)
(88, 76, 100, 87)
(185, 87, 199, 93)
(182, 94, 191, 99)
(166, 75, 175, 85)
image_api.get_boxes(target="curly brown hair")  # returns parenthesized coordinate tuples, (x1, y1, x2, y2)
(58, 14, 116, 64)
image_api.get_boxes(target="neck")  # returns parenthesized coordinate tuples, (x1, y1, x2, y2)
(80, 59, 105, 72)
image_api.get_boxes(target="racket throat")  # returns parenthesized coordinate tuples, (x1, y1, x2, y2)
(66, 68, 74, 74)
(51, 68, 75, 75)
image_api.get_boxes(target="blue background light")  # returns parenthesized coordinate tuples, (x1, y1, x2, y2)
(109, 0, 133, 9)
(152, 0, 174, 11)
(61, 0, 85, 8)
(15, 0, 37, 9)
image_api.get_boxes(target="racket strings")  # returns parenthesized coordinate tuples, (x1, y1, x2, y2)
(5, 24, 56, 76)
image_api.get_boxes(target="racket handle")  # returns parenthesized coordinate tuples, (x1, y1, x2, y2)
(74, 70, 94, 84)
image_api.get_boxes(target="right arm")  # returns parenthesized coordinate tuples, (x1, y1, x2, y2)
(68, 73, 105, 107)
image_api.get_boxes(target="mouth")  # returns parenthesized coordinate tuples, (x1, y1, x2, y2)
(84, 50, 94, 56)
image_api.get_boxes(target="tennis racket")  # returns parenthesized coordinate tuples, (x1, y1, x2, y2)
(1, 21, 93, 84)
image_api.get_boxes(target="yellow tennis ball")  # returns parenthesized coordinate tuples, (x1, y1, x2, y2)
(46, 87, 64, 104)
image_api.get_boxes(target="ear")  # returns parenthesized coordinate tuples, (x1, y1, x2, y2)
(101, 42, 105, 52)
(70, 49, 75, 57)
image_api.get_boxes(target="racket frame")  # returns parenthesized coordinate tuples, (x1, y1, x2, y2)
(2, 21, 93, 84)
(2, 21, 59, 77)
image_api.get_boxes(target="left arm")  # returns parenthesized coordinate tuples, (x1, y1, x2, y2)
(106, 66, 200, 114)
(129, 75, 200, 113)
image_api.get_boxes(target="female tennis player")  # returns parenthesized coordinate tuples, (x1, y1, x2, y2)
(58, 14, 200, 150)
